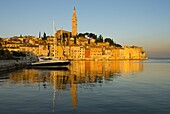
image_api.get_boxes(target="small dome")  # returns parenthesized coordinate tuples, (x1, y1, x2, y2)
(70, 37, 74, 40)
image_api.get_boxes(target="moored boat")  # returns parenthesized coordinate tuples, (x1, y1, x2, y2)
(29, 57, 71, 68)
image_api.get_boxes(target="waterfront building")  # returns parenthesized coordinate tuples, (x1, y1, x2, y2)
(90, 46, 103, 60)
(80, 46, 85, 60)
(85, 46, 90, 60)
(77, 37, 88, 46)
(64, 46, 70, 58)
(97, 42, 110, 47)
(1, 35, 147, 60)
(69, 38, 75, 45)
(19, 45, 39, 60)
(2, 37, 23, 52)
(38, 44, 49, 56)
(46, 36, 55, 44)
(105, 48, 112, 60)
(70, 45, 82, 60)
(122, 46, 147, 60)
(122, 46, 130, 59)
(111, 47, 121, 60)
(56, 46, 64, 59)
(54, 30, 71, 46)
(90, 39, 96, 45)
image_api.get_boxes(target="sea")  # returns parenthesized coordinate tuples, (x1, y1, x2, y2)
(0, 59, 170, 114)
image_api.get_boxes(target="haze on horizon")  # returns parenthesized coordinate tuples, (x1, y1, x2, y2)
(0, 0, 170, 58)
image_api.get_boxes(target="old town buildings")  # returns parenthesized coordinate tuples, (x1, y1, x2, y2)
(0, 35, 147, 60)
(0, 7, 147, 60)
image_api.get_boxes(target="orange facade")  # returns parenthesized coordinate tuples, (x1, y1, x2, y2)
(85, 49, 90, 58)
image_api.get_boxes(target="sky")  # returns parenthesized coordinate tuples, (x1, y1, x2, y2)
(0, 0, 170, 58)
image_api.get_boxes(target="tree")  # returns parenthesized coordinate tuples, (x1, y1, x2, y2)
(78, 33, 85, 37)
(114, 43, 122, 47)
(0, 50, 5, 56)
(96, 34, 103, 43)
(39, 32, 41, 38)
(74, 36, 77, 44)
(4, 50, 12, 59)
(20, 34, 23, 37)
(89, 33, 97, 39)
(42, 32, 47, 40)
(104, 38, 114, 45)
(60, 33, 68, 45)
(84, 32, 89, 38)
(60, 33, 68, 39)
(19, 52, 26, 57)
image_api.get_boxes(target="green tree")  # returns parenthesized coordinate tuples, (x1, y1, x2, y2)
(5, 50, 12, 59)
(0, 50, 5, 56)
(39, 32, 41, 38)
(89, 33, 97, 39)
(74, 36, 77, 44)
(78, 33, 85, 37)
(104, 38, 114, 45)
(97, 34, 103, 43)
(42, 32, 47, 40)
(60, 33, 68, 45)
(114, 43, 122, 47)
(84, 32, 89, 38)
(60, 33, 68, 39)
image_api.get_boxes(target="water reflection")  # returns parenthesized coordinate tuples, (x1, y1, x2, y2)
(2, 60, 143, 111)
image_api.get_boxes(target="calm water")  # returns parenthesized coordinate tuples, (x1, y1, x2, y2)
(0, 59, 170, 114)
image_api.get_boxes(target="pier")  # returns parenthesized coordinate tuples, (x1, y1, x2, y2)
(0, 60, 31, 73)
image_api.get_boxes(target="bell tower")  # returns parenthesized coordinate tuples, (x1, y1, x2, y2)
(72, 7, 77, 37)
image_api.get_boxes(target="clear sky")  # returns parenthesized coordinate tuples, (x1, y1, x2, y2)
(0, 0, 170, 58)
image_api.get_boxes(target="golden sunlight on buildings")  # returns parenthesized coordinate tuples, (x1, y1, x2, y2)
(0, 7, 147, 60)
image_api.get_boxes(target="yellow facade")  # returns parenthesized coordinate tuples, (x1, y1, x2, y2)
(38, 45, 49, 56)
(70, 46, 82, 60)
(111, 48, 121, 60)
(105, 48, 112, 60)
(121, 46, 147, 60)
(90, 46, 103, 60)
(1, 36, 147, 60)
(56, 46, 64, 59)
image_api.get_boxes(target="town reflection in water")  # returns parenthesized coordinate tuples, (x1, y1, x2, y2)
(8, 60, 143, 111)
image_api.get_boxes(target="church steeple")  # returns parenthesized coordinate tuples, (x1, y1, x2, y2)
(72, 7, 77, 37)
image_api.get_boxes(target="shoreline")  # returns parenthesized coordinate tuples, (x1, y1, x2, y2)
(0, 60, 31, 74)
(0, 59, 148, 74)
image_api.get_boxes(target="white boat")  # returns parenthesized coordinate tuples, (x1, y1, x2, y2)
(29, 57, 71, 69)
(29, 22, 71, 69)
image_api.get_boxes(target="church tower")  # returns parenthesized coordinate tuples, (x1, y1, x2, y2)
(72, 7, 77, 37)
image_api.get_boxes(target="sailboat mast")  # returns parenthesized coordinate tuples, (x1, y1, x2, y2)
(53, 21, 57, 58)
(60, 27, 63, 59)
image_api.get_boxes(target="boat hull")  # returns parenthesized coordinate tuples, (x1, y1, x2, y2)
(28, 66, 69, 70)
(31, 61, 70, 66)
(28, 60, 71, 69)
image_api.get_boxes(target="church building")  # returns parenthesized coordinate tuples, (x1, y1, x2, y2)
(55, 7, 78, 39)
